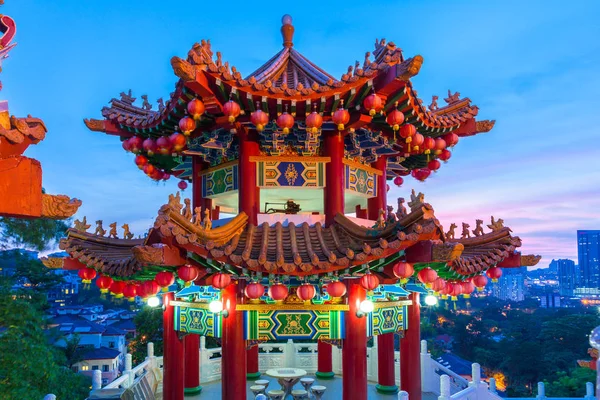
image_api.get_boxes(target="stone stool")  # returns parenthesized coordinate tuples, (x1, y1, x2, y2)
(300, 377, 314, 393)
(255, 379, 270, 391)
(267, 389, 285, 400)
(291, 389, 309, 399)
(311, 385, 327, 400)
(250, 385, 266, 398)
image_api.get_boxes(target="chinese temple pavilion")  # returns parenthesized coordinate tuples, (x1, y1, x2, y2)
(47, 15, 540, 400)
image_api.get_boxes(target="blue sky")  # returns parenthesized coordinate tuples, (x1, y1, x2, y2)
(4, 0, 600, 267)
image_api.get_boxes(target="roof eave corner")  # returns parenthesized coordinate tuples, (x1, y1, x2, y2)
(83, 118, 107, 133)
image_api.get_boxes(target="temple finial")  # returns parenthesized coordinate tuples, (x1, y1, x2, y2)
(281, 14, 294, 48)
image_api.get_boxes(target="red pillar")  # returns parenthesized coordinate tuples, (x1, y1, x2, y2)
(247, 345, 261, 380)
(316, 340, 334, 379)
(368, 156, 387, 221)
(163, 293, 184, 400)
(221, 282, 247, 400)
(401, 292, 421, 400)
(376, 333, 398, 393)
(342, 280, 367, 400)
(184, 334, 201, 395)
(238, 128, 260, 225)
(324, 131, 345, 225)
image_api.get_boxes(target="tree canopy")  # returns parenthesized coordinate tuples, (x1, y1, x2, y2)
(0, 216, 70, 251)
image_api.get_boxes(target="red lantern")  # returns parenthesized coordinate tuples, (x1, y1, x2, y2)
(156, 136, 172, 155)
(245, 282, 265, 300)
(411, 168, 432, 182)
(360, 273, 380, 291)
(95, 275, 113, 293)
(386, 103, 405, 131)
(472, 275, 488, 291)
(177, 265, 199, 284)
(162, 173, 170, 181)
(417, 267, 438, 285)
(363, 92, 384, 116)
(143, 164, 156, 176)
(268, 283, 289, 301)
(450, 282, 463, 300)
(428, 159, 441, 171)
(128, 136, 143, 153)
(178, 180, 188, 191)
(486, 267, 503, 283)
(461, 280, 475, 298)
(296, 284, 316, 302)
(332, 106, 350, 131)
(142, 280, 160, 297)
(305, 110, 323, 134)
(123, 284, 137, 301)
(443, 133, 459, 147)
(250, 108, 269, 132)
(411, 133, 424, 152)
(440, 282, 453, 298)
(78, 267, 97, 284)
(276, 112, 294, 134)
(393, 262, 414, 280)
(222, 100, 241, 123)
(423, 137, 435, 158)
(110, 280, 126, 298)
(135, 282, 147, 299)
(434, 138, 447, 155)
(170, 133, 187, 152)
(179, 116, 196, 136)
(155, 271, 175, 291)
(393, 176, 404, 187)
(438, 149, 452, 162)
(142, 138, 157, 156)
(187, 98, 205, 120)
(134, 155, 148, 170)
(326, 280, 347, 298)
(399, 123, 416, 151)
(122, 138, 132, 152)
(211, 273, 232, 290)
(150, 169, 162, 181)
(431, 277, 446, 293)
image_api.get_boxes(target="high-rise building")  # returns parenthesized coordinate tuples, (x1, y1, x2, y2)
(577, 230, 600, 289)
(491, 266, 526, 302)
(550, 259, 577, 296)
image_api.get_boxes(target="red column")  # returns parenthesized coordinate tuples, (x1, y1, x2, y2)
(238, 128, 260, 225)
(163, 293, 184, 400)
(401, 292, 421, 400)
(342, 280, 367, 400)
(221, 282, 247, 400)
(184, 334, 201, 395)
(324, 131, 345, 225)
(247, 345, 261, 380)
(367, 156, 387, 221)
(316, 340, 334, 379)
(376, 333, 398, 393)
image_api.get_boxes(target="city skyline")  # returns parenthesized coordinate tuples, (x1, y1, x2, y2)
(3, 0, 600, 268)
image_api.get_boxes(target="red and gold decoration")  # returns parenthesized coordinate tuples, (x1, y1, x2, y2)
(305, 108, 323, 134)
(276, 109, 294, 134)
(399, 123, 416, 152)
(78, 267, 97, 284)
(222, 99, 241, 123)
(461, 280, 475, 298)
(250, 106, 269, 132)
(244, 281, 265, 300)
(431, 277, 446, 294)
(332, 104, 350, 131)
(360, 272, 379, 292)
(386, 102, 405, 133)
(95, 274, 113, 294)
(123, 283, 138, 302)
(393, 261, 414, 284)
(296, 283, 316, 302)
(142, 280, 161, 298)
(417, 267, 438, 286)
(472, 274, 488, 291)
(326, 280, 347, 299)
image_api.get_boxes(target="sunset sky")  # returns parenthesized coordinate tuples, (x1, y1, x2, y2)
(4, 0, 600, 268)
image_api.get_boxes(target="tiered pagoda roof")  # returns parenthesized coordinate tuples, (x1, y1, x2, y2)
(83, 15, 495, 179)
(53, 192, 539, 282)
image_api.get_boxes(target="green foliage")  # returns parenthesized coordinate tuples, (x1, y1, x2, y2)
(421, 296, 598, 395)
(129, 306, 164, 364)
(545, 368, 596, 397)
(0, 217, 70, 251)
(0, 279, 89, 399)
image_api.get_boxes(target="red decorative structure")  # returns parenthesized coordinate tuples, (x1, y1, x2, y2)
(43, 14, 542, 400)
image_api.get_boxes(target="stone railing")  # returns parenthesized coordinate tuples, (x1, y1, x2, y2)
(58, 338, 594, 400)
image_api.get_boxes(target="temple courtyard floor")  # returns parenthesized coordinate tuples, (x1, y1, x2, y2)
(174, 375, 438, 399)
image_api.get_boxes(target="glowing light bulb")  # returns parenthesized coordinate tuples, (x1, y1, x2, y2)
(209, 300, 224, 313)
(147, 296, 160, 307)
(359, 299, 374, 313)
(425, 294, 438, 306)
